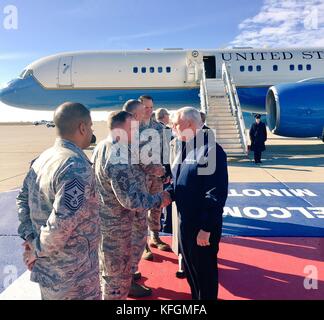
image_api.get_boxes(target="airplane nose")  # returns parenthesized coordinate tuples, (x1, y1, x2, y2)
(0, 80, 17, 105)
(0, 87, 5, 103)
(0, 86, 9, 104)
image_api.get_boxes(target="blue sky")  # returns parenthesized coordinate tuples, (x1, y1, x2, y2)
(0, 0, 263, 84)
(1, 0, 324, 85)
(1, 0, 324, 121)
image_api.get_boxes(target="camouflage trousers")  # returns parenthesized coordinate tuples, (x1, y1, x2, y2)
(100, 209, 147, 300)
(146, 175, 164, 232)
(39, 270, 101, 300)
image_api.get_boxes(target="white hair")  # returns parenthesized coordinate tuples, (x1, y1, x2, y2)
(175, 107, 203, 126)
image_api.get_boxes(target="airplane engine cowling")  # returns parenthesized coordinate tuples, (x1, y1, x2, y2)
(266, 81, 324, 137)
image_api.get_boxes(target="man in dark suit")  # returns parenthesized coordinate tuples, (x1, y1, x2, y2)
(168, 107, 228, 300)
(249, 114, 267, 164)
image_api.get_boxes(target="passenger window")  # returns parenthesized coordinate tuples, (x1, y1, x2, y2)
(240, 66, 245, 72)
(150, 67, 155, 73)
(248, 65, 253, 72)
(166, 66, 171, 73)
(290, 65, 295, 71)
(298, 64, 303, 71)
(273, 65, 278, 71)
(306, 64, 312, 71)
(256, 65, 261, 72)
(158, 67, 163, 73)
(133, 67, 138, 73)
(141, 67, 146, 73)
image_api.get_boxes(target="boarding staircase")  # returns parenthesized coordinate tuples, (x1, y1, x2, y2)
(200, 63, 248, 157)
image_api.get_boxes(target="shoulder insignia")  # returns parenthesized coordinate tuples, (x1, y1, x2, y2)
(116, 171, 130, 192)
(64, 178, 85, 212)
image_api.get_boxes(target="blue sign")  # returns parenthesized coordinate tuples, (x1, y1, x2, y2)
(223, 183, 324, 237)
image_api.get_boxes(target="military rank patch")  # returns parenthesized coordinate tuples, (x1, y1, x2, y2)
(64, 178, 85, 212)
(116, 171, 130, 192)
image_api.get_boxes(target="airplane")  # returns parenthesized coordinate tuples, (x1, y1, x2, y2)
(1, 48, 324, 139)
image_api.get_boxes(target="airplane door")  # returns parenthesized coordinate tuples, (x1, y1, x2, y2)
(203, 56, 216, 79)
(58, 56, 73, 86)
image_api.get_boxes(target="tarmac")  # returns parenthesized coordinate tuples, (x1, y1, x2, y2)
(1, 122, 324, 192)
(0, 122, 323, 299)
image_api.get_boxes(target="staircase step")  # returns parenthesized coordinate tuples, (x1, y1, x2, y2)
(209, 118, 235, 123)
(209, 117, 235, 121)
(208, 111, 233, 115)
(208, 102, 230, 106)
(209, 122, 238, 127)
(208, 121, 238, 127)
(218, 138, 242, 143)
(215, 133, 241, 143)
(207, 112, 233, 117)
(208, 104, 230, 108)
(208, 94, 228, 97)
(215, 128, 239, 133)
(208, 112, 233, 116)
(215, 131, 240, 136)
(209, 125, 239, 131)
(219, 143, 243, 149)
(214, 126, 239, 130)
(208, 104, 231, 110)
(208, 95, 229, 99)
(203, 79, 247, 157)
(208, 105, 232, 110)
(207, 115, 236, 123)
(208, 105, 230, 108)
(226, 152, 247, 157)
(206, 87, 226, 91)
(208, 101, 229, 105)
(208, 100, 229, 104)
(208, 108, 231, 113)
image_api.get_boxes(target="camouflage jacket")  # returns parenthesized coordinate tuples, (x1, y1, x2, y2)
(92, 138, 162, 223)
(16, 139, 100, 287)
(140, 119, 171, 177)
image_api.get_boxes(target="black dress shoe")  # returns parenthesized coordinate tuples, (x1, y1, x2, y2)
(128, 281, 152, 298)
(176, 270, 186, 279)
(133, 271, 142, 281)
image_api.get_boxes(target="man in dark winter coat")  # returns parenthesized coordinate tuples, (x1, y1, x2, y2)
(249, 114, 267, 164)
(169, 107, 228, 300)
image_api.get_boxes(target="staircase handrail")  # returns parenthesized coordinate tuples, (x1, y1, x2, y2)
(200, 63, 209, 115)
(222, 63, 248, 154)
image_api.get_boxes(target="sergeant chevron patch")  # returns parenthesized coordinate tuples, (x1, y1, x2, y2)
(64, 178, 85, 212)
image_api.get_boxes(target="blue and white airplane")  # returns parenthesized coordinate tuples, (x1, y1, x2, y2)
(1, 48, 324, 138)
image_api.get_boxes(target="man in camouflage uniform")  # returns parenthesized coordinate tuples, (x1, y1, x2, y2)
(92, 110, 171, 300)
(16, 102, 101, 300)
(122, 100, 166, 297)
(139, 95, 172, 259)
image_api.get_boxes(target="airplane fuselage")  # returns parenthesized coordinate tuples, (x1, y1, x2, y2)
(1, 48, 324, 112)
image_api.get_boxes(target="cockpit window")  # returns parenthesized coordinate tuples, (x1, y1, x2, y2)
(19, 69, 33, 79)
(19, 69, 27, 78)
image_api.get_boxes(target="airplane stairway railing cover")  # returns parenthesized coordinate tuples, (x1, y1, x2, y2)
(199, 63, 209, 115)
(200, 63, 248, 157)
(222, 63, 248, 155)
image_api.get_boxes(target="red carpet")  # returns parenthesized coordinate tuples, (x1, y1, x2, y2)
(129, 236, 324, 300)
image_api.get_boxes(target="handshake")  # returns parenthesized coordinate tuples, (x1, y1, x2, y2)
(159, 191, 173, 208)
(22, 240, 37, 271)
